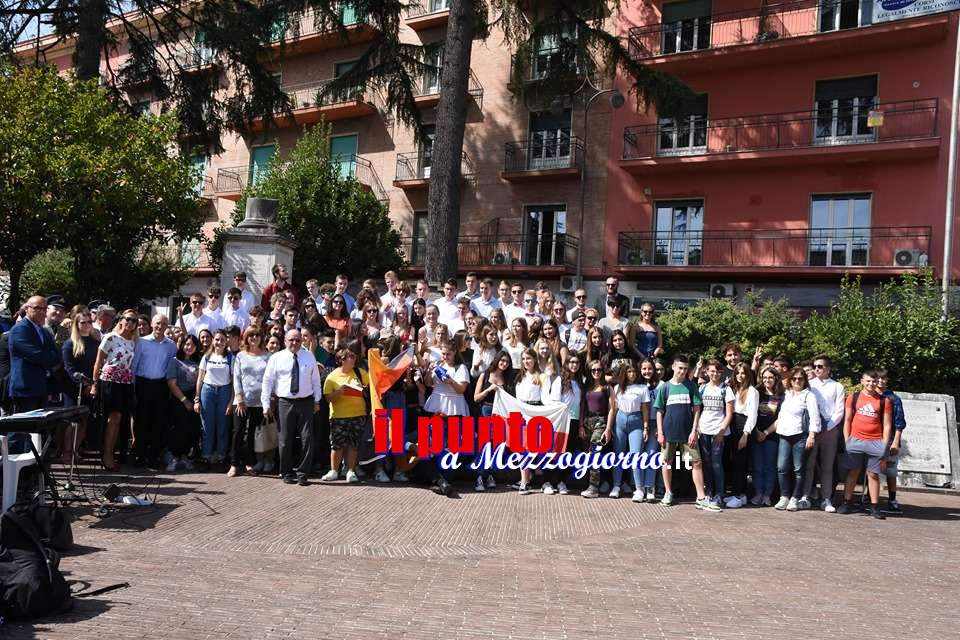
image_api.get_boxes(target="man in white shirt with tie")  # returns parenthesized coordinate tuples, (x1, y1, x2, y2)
(261, 329, 323, 485)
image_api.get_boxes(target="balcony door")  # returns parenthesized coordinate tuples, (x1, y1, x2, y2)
(430, 0, 450, 11)
(333, 60, 362, 103)
(423, 44, 443, 95)
(818, 0, 872, 32)
(654, 200, 704, 266)
(657, 94, 708, 156)
(330, 134, 358, 179)
(661, 0, 712, 55)
(418, 125, 435, 179)
(533, 25, 577, 78)
(250, 144, 276, 187)
(528, 109, 572, 170)
(809, 194, 871, 266)
(339, 2, 358, 26)
(814, 75, 878, 146)
(192, 154, 208, 196)
(411, 211, 428, 265)
(524, 206, 567, 266)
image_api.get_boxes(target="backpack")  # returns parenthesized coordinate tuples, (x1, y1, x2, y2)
(850, 391, 886, 423)
(0, 510, 72, 620)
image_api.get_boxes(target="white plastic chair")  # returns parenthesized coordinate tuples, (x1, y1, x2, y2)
(0, 432, 44, 512)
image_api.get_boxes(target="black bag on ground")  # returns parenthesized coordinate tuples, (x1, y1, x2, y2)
(10, 501, 73, 551)
(0, 510, 72, 620)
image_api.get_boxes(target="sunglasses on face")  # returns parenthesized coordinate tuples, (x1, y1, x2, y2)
(791, 376, 805, 381)
(575, 295, 586, 299)
(813, 364, 826, 369)
(122, 317, 137, 323)
(191, 301, 203, 306)
(590, 368, 603, 373)
(77, 320, 92, 325)
(606, 283, 616, 288)
(586, 317, 597, 322)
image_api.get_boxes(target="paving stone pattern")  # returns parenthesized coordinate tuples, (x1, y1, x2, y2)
(5, 465, 960, 639)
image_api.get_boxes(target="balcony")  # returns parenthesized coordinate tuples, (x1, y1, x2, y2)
(406, 1, 450, 30)
(401, 233, 579, 273)
(171, 47, 220, 73)
(337, 154, 389, 203)
(412, 68, 483, 109)
(196, 175, 215, 202)
(249, 79, 382, 130)
(621, 99, 940, 174)
(508, 47, 583, 91)
(215, 166, 248, 200)
(501, 136, 584, 181)
(266, 9, 378, 57)
(626, 1, 950, 74)
(394, 151, 474, 189)
(616, 226, 931, 279)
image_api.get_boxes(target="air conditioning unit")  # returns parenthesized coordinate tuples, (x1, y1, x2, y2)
(710, 283, 735, 298)
(493, 251, 514, 265)
(894, 248, 928, 268)
(630, 295, 646, 312)
(559, 275, 579, 293)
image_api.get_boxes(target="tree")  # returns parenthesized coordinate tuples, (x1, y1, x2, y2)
(3, 1, 689, 283)
(0, 65, 202, 312)
(209, 123, 403, 282)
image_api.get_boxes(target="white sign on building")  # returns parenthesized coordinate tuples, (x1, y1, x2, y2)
(873, 0, 960, 24)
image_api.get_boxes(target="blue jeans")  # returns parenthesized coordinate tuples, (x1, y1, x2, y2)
(777, 433, 807, 500)
(200, 383, 232, 459)
(699, 432, 726, 500)
(751, 435, 779, 497)
(640, 420, 660, 490)
(612, 411, 645, 489)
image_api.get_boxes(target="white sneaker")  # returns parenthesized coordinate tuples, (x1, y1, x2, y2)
(609, 485, 621, 499)
(580, 486, 599, 498)
(393, 471, 409, 482)
(165, 459, 178, 473)
(797, 496, 811, 510)
(542, 482, 555, 495)
(750, 495, 763, 506)
(822, 498, 836, 513)
(320, 469, 339, 482)
(557, 482, 569, 495)
(646, 489, 656, 501)
(519, 484, 533, 495)
(485, 475, 496, 489)
(475, 476, 486, 492)
(345, 470, 360, 484)
(774, 497, 790, 510)
(786, 497, 799, 512)
(761, 495, 772, 507)
(632, 491, 644, 503)
(374, 469, 390, 483)
(599, 481, 611, 494)
(725, 496, 744, 509)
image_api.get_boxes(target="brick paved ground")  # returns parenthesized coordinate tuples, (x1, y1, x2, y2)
(5, 461, 960, 639)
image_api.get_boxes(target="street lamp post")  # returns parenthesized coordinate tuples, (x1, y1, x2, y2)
(559, 76, 624, 284)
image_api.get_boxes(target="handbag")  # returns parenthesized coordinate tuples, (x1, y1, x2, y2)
(254, 418, 279, 453)
(9, 501, 73, 552)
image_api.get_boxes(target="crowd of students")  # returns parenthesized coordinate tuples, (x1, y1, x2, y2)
(1, 267, 907, 518)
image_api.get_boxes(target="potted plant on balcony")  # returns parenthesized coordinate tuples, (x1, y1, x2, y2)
(755, 0, 780, 43)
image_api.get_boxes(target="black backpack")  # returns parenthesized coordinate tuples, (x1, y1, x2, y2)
(0, 510, 72, 620)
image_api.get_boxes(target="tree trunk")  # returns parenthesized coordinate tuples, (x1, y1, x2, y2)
(74, 0, 108, 81)
(7, 266, 22, 315)
(424, 0, 475, 284)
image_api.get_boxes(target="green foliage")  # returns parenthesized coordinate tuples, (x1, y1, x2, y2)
(656, 292, 801, 363)
(20, 250, 80, 304)
(209, 123, 402, 283)
(800, 271, 960, 394)
(0, 65, 203, 312)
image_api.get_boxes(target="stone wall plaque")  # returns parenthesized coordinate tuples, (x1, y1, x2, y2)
(899, 399, 951, 474)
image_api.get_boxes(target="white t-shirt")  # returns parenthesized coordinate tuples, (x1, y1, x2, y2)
(515, 372, 544, 404)
(200, 352, 232, 388)
(615, 383, 651, 414)
(184, 312, 222, 337)
(698, 383, 735, 435)
(549, 377, 582, 420)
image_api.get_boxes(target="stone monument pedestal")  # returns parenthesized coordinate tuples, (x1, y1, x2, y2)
(219, 198, 297, 305)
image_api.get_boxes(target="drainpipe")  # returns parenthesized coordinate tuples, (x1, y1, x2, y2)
(942, 16, 960, 319)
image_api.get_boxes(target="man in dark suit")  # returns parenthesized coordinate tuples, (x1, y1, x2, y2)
(8, 295, 62, 414)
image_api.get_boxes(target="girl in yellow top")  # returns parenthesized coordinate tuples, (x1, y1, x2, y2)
(321, 347, 369, 483)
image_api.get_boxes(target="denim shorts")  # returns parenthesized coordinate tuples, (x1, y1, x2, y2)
(844, 437, 887, 474)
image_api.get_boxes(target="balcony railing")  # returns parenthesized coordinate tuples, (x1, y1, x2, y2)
(401, 234, 579, 270)
(504, 135, 584, 173)
(509, 47, 580, 84)
(412, 68, 483, 102)
(395, 151, 474, 182)
(407, 0, 451, 18)
(281, 78, 382, 111)
(172, 46, 218, 70)
(270, 6, 370, 42)
(616, 226, 931, 269)
(196, 175, 215, 199)
(628, 0, 881, 60)
(215, 166, 248, 194)
(623, 99, 939, 160)
(334, 154, 388, 203)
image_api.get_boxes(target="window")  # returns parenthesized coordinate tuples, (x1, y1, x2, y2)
(661, 0, 712, 55)
(814, 75, 878, 145)
(333, 61, 362, 102)
(524, 205, 567, 266)
(658, 94, 708, 156)
(428, 0, 449, 12)
(191, 154, 208, 196)
(194, 30, 215, 66)
(818, 0, 872, 33)
(528, 109, 572, 170)
(250, 144, 276, 186)
(330, 134, 359, 179)
(339, 2, 359, 26)
(654, 200, 704, 266)
(411, 211, 429, 265)
(270, 13, 288, 41)
(419, 125, 435, 179)
(533, 24, 578, 79)
(422, 44, 443, 95)
(809, 194, 871, 266)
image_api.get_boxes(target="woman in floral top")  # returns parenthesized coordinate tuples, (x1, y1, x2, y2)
(91, 308, 140, 471)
